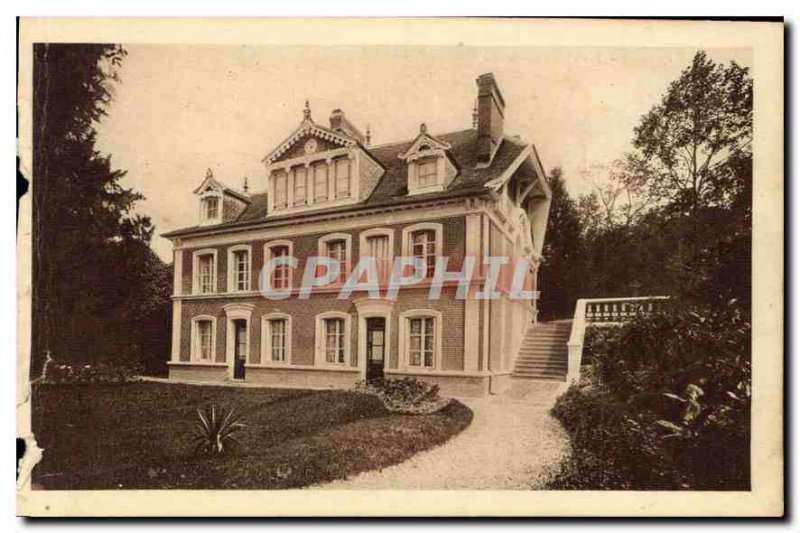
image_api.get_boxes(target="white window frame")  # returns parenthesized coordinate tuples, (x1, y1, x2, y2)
(359, 228, 395, 285)
(398, 309, 443, 372)
(400, 222, 444, 279)
(406, 152, 447, 196)
(192, 248, 218, 295)
(292, 165, 309, 206)
(272, 169, 289, 210)
(260, 312, 292, 365)
(198, 189, 223, 226)
(227, 244, 252, 293)
(315, 311, 352, 367)
(333, 156, 352, 199)
(263, 240, 294, 293)
(317, 233, 352, 285)
(190, 315, 218, 363)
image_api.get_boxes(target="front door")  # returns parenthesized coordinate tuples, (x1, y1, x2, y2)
(233, 319, 247, 380)
(366, 318, 386, 382)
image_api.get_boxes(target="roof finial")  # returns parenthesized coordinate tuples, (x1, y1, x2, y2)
(243, 176, 249, 194)
(365, 124, 371, 146)
(303, 100, 311, 120)
(205, 168, 213, 179)
(420, 122, 427, 134)
(472, 99, 479, 129)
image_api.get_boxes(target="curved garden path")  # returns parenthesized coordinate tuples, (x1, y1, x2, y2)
(318, 381, 571, 490)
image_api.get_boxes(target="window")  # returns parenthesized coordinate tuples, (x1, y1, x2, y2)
(233, 249, 250, 291)
(198, 253, 215, 293)
(196, 320, 213, 361)
(268, 319, 288, 362)
(313, 163, 328, 201)
(191, 315, 217, 362)
(366, 234, 391, 283)
(324, 318, 346, 364)
(408, 316, 435, 368)
(203, 197, 219, 220)
(417, 160, 438, 188)
(325, 239, 348, 284)
(315, 311, 351, 366)
(411, 230, 436, 279)
(270, 245, 290, 290)
(335, 158, 351, 199)
(293, 167, 307, 206)
(274, 170, 288, 209)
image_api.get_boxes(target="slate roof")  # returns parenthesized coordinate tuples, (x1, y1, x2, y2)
(163, 129, 528, 238)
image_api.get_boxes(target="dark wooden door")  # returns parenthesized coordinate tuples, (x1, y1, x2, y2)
(366, 318, 385, 382)
(233, 319, 247, 380)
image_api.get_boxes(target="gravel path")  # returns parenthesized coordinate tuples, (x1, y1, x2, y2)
(317, 381, 571, 490)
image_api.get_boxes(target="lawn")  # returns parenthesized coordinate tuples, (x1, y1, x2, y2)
(31, 382, 472, 489)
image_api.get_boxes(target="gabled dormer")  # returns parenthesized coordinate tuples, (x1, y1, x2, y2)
(193, 169, 250, 226)
(261, 103, 383, 216)
(398, 123, 458, 196)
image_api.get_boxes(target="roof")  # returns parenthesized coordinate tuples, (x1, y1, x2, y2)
(163, 129, 530, 238)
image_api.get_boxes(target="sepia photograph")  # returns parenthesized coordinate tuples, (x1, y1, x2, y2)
(15, 17, 783, 517)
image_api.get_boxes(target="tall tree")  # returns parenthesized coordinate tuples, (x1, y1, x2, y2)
(538, 168, 586, 319)
(626, 51, 753, 212)
(32, 44, 168, 376)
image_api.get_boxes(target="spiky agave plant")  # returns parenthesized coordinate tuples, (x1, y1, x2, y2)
(192, 405, 245, 455)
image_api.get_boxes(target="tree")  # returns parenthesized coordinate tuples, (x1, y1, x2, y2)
(32, 44, 170, 376)
(626, 51, 753, 212)
(538, 168, 587, 319)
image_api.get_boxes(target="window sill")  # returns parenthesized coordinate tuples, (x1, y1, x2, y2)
(386, 368, 491, 378)
(169, 361, 227, 367)
(246, 363, 359, 373)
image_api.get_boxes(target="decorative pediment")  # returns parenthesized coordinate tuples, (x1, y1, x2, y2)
(262, 102, 357, 166)
(193, 169, 224, 196)
(398, 123, 452, 161)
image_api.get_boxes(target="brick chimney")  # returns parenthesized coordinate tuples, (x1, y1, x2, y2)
(475, 73, 505, 164)
(329, 109, 366, 144)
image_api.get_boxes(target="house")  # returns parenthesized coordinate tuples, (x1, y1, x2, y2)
(162, 73, 553, 397)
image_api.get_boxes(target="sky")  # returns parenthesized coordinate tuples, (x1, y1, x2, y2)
(94, 45, 751, 261)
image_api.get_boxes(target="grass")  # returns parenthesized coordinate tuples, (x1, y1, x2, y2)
(31, 382, 472, 489)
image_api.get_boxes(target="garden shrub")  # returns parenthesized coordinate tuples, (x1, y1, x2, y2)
(549, 300, 750, 490)
(44, 359, 143, 384)
(355, 377, 450, 414)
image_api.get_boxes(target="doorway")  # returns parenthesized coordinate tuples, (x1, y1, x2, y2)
(233, 319, 247, 380)
(366, 317, 386, 382)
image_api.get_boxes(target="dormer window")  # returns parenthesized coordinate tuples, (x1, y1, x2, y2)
(398, 124, 457, 197)
(193, 169, 250, 226)
(203, 196, 219, 220)
(417, 160, 438, 188)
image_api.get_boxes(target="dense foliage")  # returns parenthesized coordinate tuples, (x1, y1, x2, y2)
(549, 302, 751, 490)
(32, 44, 172, 376)
(538, 51, 752, 316)
(541, 51, 752, 490)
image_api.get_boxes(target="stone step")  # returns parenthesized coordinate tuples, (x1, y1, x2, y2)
(514, 363, 567, 372)
(511, 371, 567, 381)
(517, 353, 568, 361)
(519, 347, 569, 357)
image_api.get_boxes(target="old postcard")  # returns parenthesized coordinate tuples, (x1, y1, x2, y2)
(16, 18, 783, 517)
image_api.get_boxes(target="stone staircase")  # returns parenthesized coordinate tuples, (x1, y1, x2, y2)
(512, 320, 572, 382)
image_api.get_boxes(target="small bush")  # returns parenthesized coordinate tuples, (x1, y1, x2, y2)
(44, 359, 142, 384)
(355, 377, 449, 414)
(549, 300, 750, 490)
